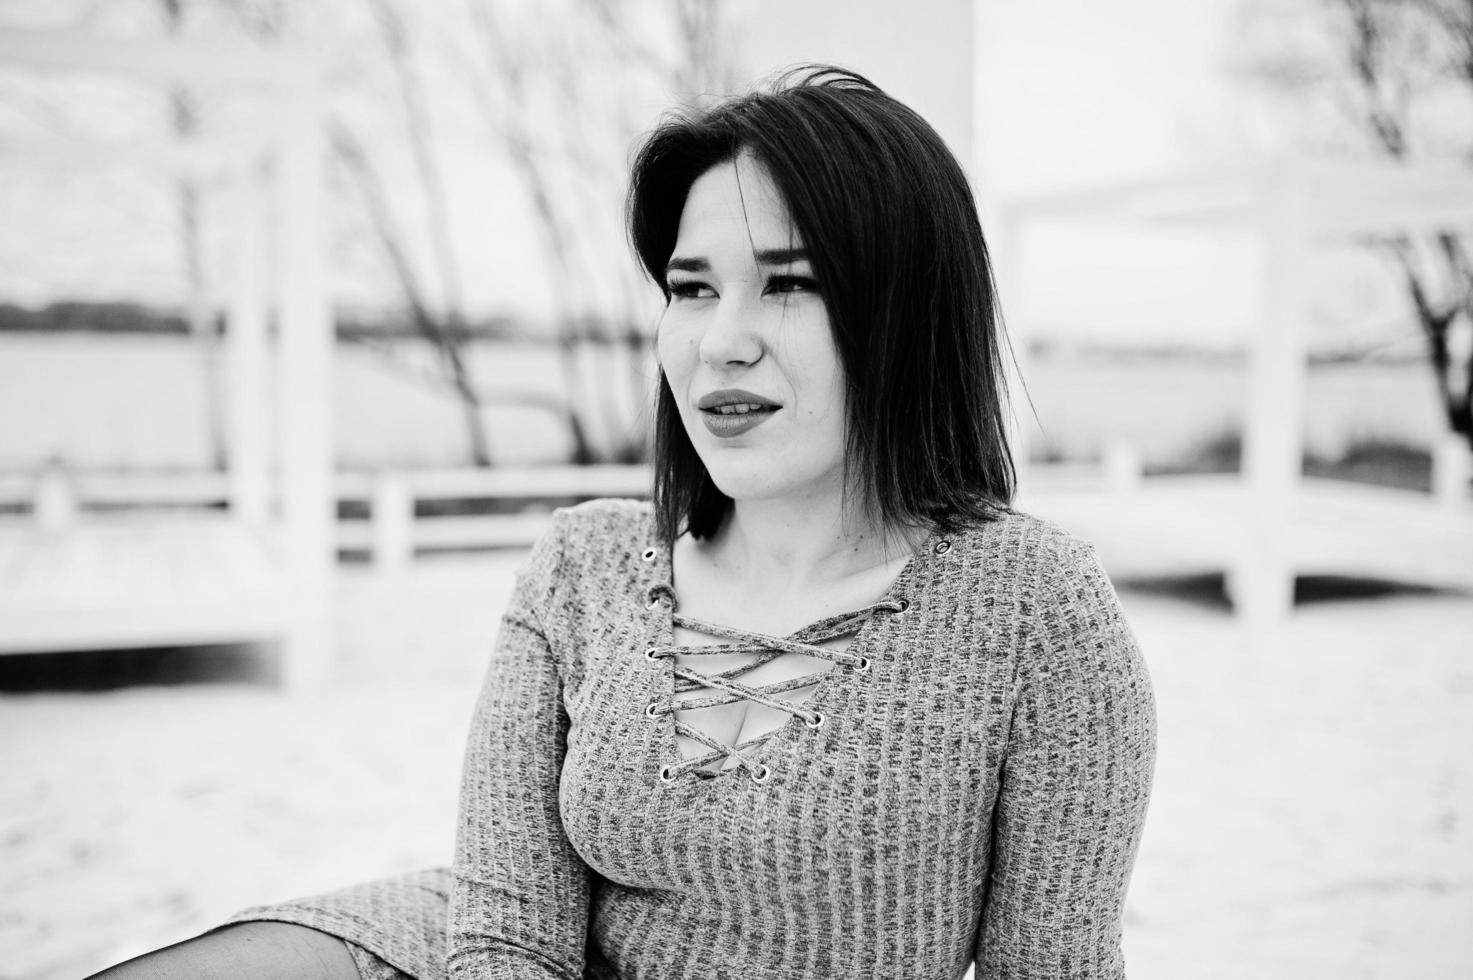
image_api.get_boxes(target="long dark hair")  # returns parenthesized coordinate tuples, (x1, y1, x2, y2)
(628, 65, 1015, 543)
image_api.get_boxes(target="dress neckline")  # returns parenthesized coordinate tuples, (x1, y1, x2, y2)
(641, 526, 936, 784)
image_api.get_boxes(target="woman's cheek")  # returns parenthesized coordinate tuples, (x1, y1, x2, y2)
(657, 320, 701, 387)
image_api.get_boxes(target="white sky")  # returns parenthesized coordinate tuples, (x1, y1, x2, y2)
(976, 0, 1247, 195)
(975, 0, 1271, 347)
(0, 0, 1422, 351)
(971, 0, 1422, 351)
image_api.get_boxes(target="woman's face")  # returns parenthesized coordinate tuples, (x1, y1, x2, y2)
(658, 154, 848, 511)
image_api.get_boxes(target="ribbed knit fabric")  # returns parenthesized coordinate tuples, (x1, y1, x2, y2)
(227, 498, 1156, 980)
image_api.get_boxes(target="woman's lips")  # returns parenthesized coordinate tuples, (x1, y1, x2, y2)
(696, 388, 780, 438)
(700, 403, 778, 438)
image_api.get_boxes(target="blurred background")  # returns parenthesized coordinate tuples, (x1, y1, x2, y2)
(1, 0, 1470, 978)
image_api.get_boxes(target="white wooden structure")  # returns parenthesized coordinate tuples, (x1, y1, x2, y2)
(0, 463, 651, 571)
(1002, 161, 1473, 620)
(0, 29, 333, 686)
(337, 465, 651, 572)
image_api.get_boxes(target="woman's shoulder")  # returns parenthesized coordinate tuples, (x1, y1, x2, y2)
(940, 506, 1100, 572)
(550, 496, 654, 534)
(512, 498, 654, 614)
(960, 508, 1137, 651)
(540, 497, 658, 569)
(933, 506, 1123, 621)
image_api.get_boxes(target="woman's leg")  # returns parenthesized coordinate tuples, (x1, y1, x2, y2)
(85, 921, 362, 980)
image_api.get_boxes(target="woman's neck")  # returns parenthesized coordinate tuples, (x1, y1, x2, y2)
(703, 495, 923, 598)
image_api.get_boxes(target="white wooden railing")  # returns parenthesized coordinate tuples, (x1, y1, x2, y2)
(3, 439, 1467, 572)
(337, 466, 651, 570)
(0, 464, 653, 570)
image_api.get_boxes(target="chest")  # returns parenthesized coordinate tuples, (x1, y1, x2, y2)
(554, 587, 1013, 895)
(668, 624, 852, 773)
(662, 557, 912, 774)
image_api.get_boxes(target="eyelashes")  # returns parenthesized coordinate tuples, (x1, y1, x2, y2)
(668, 279, 715, 300)
(765, 274, 819, 295)
(666, 273, 820, 301)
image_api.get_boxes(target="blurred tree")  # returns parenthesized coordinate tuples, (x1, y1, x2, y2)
(326, 0, 737, 466)
(159, 0, 224, 468)
(34, 0, 285, 469)
(7, 0, 734, 466)
(331, 0, 498, 465)
(1236, 0, 1473, 452)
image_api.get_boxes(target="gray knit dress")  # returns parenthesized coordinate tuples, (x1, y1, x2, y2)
(227, 498, 1156, 979)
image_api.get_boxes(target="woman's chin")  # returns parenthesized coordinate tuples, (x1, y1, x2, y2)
(701, 469, 844, 509)
(702, 472, 774, 503)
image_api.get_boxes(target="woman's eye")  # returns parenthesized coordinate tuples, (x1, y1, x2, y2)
(766, 274, 819, 295)
(668, 280, 714, 300)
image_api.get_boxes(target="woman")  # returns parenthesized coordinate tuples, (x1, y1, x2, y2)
(94, 65, 1155, 980)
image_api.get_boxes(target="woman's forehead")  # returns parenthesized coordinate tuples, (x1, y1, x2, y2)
(674, 155, 804, 255)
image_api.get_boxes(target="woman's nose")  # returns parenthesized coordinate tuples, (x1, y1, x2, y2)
(698, 295, 764, 368)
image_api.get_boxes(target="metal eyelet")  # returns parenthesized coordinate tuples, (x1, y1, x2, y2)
(894, 598, 910, 616)
(644, 646, 660, 661)
(641, 547, 658, 562)
(933, 540, 952, 555)
(645, 701, 662, 719)
(659, 765, 678, 784)
(749, 764, 771, 784)
(805, 711, 825, 730)
(854, 657, 871, 674)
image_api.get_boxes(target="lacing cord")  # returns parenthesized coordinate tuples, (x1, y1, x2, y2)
(645, 596, 907, 781)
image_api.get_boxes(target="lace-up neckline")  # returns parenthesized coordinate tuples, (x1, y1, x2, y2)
(643, 580, 909, 783)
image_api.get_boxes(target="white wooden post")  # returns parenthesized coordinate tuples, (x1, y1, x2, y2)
(372, 471, 414, 572)
(226, 167, 271, 530)
(1103, 441, 1142, 493)
(1231, 175, 1307, 623)
(33, 461, 77, 532)
(274, 73, 334, 691)
(992, 205, 1031, 501)
(1432, 432, 1470, 510)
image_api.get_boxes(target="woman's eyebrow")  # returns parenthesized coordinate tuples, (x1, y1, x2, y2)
(664, 249, 806, 276)
(665, 256, 708, 274)
(755, 247, 808, 266)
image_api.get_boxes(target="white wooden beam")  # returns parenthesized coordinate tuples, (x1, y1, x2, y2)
(0, 131, 274, 179)
(274, 80, 334, 691)
(226, 169, 272, 531)
(1004, 162, 1473, 239)
(0, 28, 311, 88)
(1232, 176, 1309, 623)
(1309, 197, 1473, 239)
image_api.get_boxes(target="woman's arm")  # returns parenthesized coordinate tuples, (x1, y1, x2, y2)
(449, 513, 591, 980)
(976, 539, 1157, 979)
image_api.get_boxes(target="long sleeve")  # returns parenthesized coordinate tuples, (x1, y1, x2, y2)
(975, 540, 1157, 979)
(449, 513, 592, 980)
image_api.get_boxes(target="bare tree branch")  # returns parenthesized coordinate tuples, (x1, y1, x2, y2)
(331, 118, 495, 465)
(365, 0, 468, 322)
(1297, 0, 1473, 446)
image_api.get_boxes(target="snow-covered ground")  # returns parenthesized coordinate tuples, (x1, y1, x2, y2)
(3, 553, 1470, 980)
